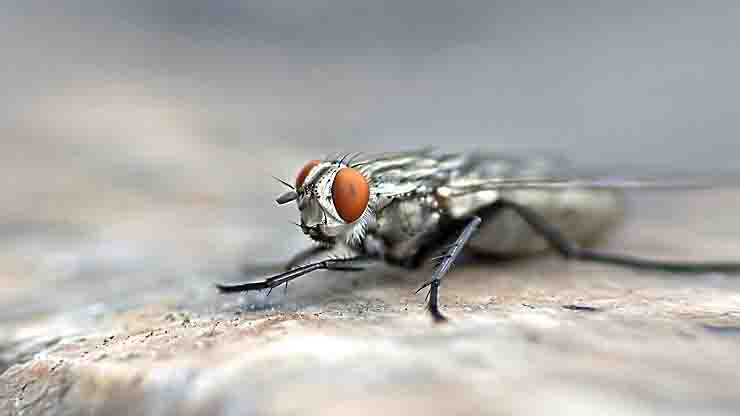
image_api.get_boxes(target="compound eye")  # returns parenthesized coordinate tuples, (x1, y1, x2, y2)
(331, 168, 369, 223)
(296, 160, 320, 189)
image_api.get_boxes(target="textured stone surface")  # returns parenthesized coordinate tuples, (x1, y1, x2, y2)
(1, 166, 740, 415)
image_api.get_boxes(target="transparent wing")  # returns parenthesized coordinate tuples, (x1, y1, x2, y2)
(440, 176, 739, 197)
(434, 151, 740, 196)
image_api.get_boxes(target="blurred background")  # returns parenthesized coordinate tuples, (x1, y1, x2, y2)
(1, 1, 739, 321)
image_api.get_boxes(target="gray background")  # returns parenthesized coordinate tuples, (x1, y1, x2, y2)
(3, 1, 739, 168)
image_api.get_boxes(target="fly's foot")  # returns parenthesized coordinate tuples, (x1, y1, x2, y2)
(425, 280, 448, 323)
(414, 279, 447, 322)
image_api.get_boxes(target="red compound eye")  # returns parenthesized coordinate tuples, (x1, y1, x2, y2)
(296, 160, 320, 189)
(331, 168, 369, 222)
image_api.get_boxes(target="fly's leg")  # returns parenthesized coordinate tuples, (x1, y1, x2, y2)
(415, 216, 482, 322)
(495, 199, 740, 273)
(217, 256, 371, 294)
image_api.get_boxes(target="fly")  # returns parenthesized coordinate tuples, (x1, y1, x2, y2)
(217, 149, 740, 322)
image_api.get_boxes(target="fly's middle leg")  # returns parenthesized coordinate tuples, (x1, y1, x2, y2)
(382, 206, 507, 321)
(414, 216, 482, 322)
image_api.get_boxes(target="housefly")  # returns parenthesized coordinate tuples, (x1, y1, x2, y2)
(217, 149, 740, 321)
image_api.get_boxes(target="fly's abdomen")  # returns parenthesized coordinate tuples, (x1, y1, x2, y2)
(468, 188, 625, 256)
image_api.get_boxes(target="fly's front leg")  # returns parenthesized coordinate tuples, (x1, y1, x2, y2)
(217, 255, 373, 296)
(221, 243, 377, 296)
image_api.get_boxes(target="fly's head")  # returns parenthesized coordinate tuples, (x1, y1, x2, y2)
(276, 159, 375, 247)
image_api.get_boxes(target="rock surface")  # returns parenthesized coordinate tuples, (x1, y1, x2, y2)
(1, 137, 739, 416)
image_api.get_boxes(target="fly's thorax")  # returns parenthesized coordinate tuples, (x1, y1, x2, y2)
(376, 195, 440, 243)
(436, 186, 499, 219)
